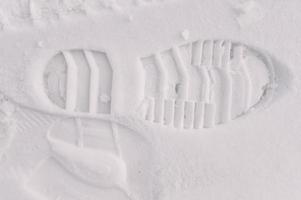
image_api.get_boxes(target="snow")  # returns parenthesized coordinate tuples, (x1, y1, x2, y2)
(0, 0, 300, 199)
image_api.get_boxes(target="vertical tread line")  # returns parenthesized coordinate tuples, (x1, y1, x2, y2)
(62, 51, 78, 111)
(204, 103, 216, 128)
(84, 50, 100, 113)
(153, 53, 168, 123)
(164, 99, 175, 126)
(184, 101, 195, 129)
(194, 101, 205, 129)
(154, 53, 168, 98)
(172, 46, 189, 100)
(174, 99, 185, 128)
(191, 40, 203, 66)
(220, 41, 233, 122)
(239, 46, 253, 111)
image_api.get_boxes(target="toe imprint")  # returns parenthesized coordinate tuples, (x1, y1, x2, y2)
(140, 40, 275, 129)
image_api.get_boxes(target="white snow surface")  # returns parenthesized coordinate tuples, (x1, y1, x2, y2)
(0, 0, 300, 200)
